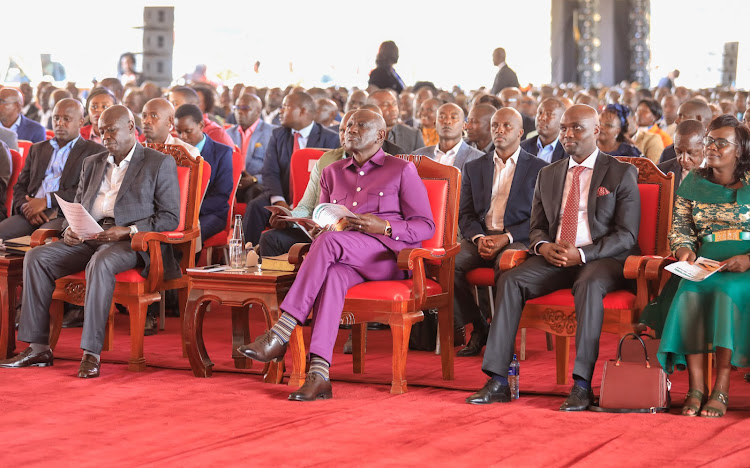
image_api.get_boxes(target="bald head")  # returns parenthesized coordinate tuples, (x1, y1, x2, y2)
(141, 98, 176, 143)
(559, 104, 600, 160)
(99, 105, 136, 159)
(491, 107, 524, 157)
(337, 110, 357, 146)
(315, 98, 339, 127)
(52, 98, 85, 143)
(465, 103, 496, 147)
(0, 88, 24, 126)
(499, 87, 523, 109)
(169, 86, 200, 109)
(345, 90, 369, 112)
(436, 103, 465, 144)
(344, 109, 386, 159)
(676, 99, 713, 126)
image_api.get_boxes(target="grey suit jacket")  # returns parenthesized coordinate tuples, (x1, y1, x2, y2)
(657, 157, 683, 199)
(65, 143, 181, 279)
(388, 123, 424, 153)
(412, 141, 484, 173)
(0, 126, 18, 151)
(530, 151, 641, 263)
(13, 137, 105, 215)
(226, 119, 277, 182)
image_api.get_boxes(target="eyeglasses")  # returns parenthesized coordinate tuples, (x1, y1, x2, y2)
(704, 136, 739, 149)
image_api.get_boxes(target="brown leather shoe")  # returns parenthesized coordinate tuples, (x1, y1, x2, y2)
(77, 354, 100, 378)
(237, 330, 287, 363)
(0, 347, 53, 368)
(288, 372, 333, 401)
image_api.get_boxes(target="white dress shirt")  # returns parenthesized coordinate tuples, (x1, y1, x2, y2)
(89, 143, 136, 221)
(433, 140, 462, 167)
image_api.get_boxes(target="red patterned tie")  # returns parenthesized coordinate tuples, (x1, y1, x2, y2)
(293, 131, 302, 152)
(559, 166, 586, 244)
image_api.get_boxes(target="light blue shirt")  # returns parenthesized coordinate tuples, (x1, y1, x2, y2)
(37, 136, 79, 208)
(9, 114, 22, 135)
(195, 134, 207, 153)
(536, 137, 559, 164)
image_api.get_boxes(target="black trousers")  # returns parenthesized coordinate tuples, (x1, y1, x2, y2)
(258, 226, 312, 257)
(481, 254, 627, 382)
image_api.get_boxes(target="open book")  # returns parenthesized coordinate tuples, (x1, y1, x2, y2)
(665, 256, 725, 282)
(265, 203, 358, 239)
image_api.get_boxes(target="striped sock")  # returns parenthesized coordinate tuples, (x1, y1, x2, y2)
(270, 312, 298, 344)
(309, 355, 330, 380)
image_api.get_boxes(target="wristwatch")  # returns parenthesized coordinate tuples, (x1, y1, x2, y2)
(384, 220, 392, 237)
(129, 225, 138, 238)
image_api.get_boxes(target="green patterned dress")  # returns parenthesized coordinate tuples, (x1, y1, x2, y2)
(640, 171, 750, 373)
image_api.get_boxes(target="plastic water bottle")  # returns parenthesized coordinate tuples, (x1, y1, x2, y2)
(229, 214, 245, 268)
(508, 354, 520, 400)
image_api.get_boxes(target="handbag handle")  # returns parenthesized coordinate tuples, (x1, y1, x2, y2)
(616, 333, 651, 368)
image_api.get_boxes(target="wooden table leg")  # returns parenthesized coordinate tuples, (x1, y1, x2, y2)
(231, 305, 252, 370)
(0, 276, 18, 359)
(184, 289, 214, 377)
(287, 325, 306, 388)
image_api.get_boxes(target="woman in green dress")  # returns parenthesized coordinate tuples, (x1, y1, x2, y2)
(650, 115, 750, 418)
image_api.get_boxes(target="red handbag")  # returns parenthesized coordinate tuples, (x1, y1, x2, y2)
(593, 333, 671, 413)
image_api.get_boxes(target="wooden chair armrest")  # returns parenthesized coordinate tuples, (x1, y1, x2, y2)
(288, 243, 312, 264)
(396, 244, 460, 270)
(130, 228, 199, 252)
(645, 256, 676, 280)
(623, 255, 654, 279)
(499, 249, 529, 271)
(30, 228, 60, 247)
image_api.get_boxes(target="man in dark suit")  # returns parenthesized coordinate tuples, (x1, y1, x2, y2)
(243, 91, 339, 245)
(465, 104, 496, 155)
(520, 97, 567, 163)
(658, 99, 712, 163)
(412, 103, 484, 173)
(499, 88, 535, 140)
(0, 99, 105, 238)
(658, 120, 706, 198)
(367, 89, 424, 152)
(467, 105, 641, 410)
(175, 104, 233, 241)
(0, 105, 180, 378)
(226, 93, 276, 203)
(454, 108, 548, 356)
(0, 88, 47, 143)
(490, 48, 520, 95)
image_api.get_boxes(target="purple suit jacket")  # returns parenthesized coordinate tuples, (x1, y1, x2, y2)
(319, 149, 435, 254)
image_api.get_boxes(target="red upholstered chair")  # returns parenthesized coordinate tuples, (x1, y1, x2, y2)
(203, 146, 243, 264)
(31, 144, 204, 371)
(289, 154, 461, 394)
(45, 130, 55, 140)
(16, 140, 32, 158)
(289, 148, 325, 207)
(7, 149, 25, 217)
(497, 157, 674, 384)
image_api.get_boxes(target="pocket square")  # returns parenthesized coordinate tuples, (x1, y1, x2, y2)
(597, 186, 611, 196)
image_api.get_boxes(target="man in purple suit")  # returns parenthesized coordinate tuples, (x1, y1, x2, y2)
(237, 110, 435, 401)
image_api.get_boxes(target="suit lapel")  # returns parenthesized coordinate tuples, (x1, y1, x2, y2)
(35, 142, 55, 186)
(454, 142, 467, 169)
(587, 153, 611, 228)
(115, 144, 146, 204)
(552, 141, 566, 162)
(247, 121, 263, 157)
(59, 138, 85, 182)
(83, 153, 109, 211)
(507, 151, 530, 203)
(480, 153, 494, 210)
(306, 123, 321, 148)
(549, 159, 568, 225)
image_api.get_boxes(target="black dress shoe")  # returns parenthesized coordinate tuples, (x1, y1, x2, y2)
(466, 378, 511, 404)
(0, 347, 53, 368)
(454, 326, 466, 347)
(77, 354, 100, 378)
(367, 322, 389, 331)
(62, 307, 85, 328)
(456, 329, 488, 357)
(559, 384, 594, 411)
(288, 372, 333, 401)
(144, 314, 158, 336)
(237, 330, 288, 363)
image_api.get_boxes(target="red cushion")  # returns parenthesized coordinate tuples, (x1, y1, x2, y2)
(526, 289, 636, 309)
(637, 184, 659, 255)
(66, 269, 146, 283)
(421, 179, 448, 251)
(290, 148, 325, 206)
(466, 267, 495, 287)
(202, 232, 228, 247)
(345, 279, 442, 301)
(176, 165, 192, 232)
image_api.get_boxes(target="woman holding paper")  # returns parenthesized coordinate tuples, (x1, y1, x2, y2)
(642, 115, 750, 417)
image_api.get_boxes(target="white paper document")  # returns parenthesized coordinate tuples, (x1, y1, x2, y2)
(54, 195, 104, 239)
(665, 256, 725, 282)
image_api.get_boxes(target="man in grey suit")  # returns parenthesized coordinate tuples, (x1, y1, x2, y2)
(412, 103, 483, 173)
(658, 119, 706, 198)
(226, 93, 276, 202)
(0, 125, 18, 151)
(0, 105, 180, 378)
(368, 89, 424, 152)
(0, 99, 105, 238)
(467, 105, 641, 411)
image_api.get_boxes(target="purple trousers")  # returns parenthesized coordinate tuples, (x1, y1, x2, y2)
(280, 231, 403, 363)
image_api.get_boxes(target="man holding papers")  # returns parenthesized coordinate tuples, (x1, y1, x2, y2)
(0, 105, 180, 378)
(237, 109, 435, 401)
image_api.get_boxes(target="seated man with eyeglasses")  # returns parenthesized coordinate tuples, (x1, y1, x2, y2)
(226, 93, 277, 203)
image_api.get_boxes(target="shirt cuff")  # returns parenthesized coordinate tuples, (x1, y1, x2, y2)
(471, 234, 485, 244)
(505, 232, 513, 244)
(46, 193, 52, 209)
(270, 195, 285, 205)
(578, 248, 586, 264)
(533, 241, 548, 255)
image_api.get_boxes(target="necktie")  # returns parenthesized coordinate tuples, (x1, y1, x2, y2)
(559, 166, 586, 245)
(293, 131, 302, 153)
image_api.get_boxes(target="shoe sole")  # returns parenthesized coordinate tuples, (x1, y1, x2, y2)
(0, 360, 54, 368)
(288, 392, 333, 402)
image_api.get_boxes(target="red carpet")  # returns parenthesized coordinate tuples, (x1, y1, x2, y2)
(2, 307, 750, 466)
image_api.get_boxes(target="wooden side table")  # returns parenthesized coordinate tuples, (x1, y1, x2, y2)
(0, 255, 24, 359)
(183, 268, 306, 387)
